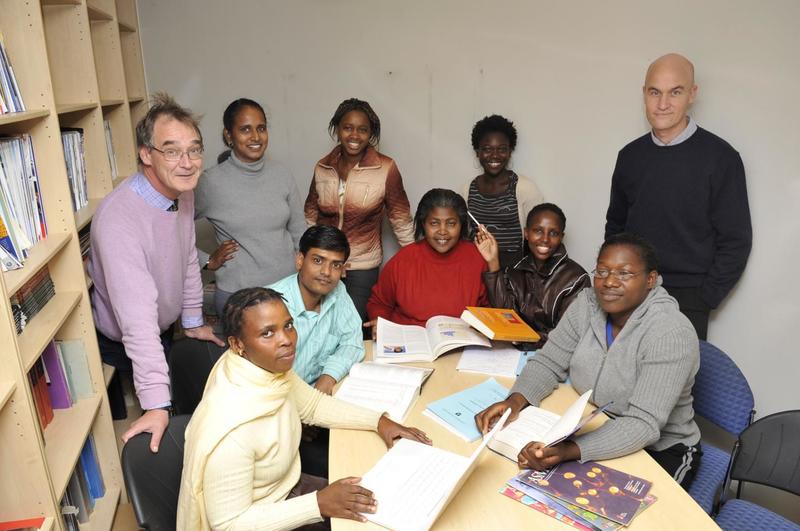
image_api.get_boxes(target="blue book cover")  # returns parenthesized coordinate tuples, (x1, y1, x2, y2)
(79, 435, 106, 500)
(424, 378, 509, 441)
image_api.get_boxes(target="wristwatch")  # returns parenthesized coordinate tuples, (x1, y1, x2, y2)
(152, 404, 174, 416)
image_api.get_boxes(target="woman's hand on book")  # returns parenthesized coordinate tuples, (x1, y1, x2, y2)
(377, 415, 432, 448)
(518, 440, 581, 471)
(317, 477, 377, 521)
(475, 392, 528, 434)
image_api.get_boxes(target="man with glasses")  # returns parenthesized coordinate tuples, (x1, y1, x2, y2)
(88, 93, 224, 452)
(605, 53, 752, 340)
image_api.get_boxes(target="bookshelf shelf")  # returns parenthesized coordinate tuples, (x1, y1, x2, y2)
(19, 291, 82, 373)
(0, 109, 50, 127)
(1, 0, 145, 525)
(56, 102, 98, 116)
(102, 363, 114, 388)
(100, 98, 124, 108)
(82, 484, 121, 530)
(3, 232, 72, 296)
(44, 394, 102, 499)
(0, 381, 15, 411)
(74, 198, 102, 231)
(86, 4, 114, 22)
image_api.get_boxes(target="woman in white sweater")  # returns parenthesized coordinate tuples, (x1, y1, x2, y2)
(177, 287, 430, 530)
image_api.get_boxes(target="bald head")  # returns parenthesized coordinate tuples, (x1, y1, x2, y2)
(646, 53, 695, 86)
(643, 53, 698, 144)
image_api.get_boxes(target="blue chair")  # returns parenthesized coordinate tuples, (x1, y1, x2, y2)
(715, 410, 800, 530)
(688, 341, 754, 514)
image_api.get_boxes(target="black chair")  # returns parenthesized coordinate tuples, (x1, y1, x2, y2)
(169, 338, 226, 415)
(714, 410, 800, 530)
(122, 415, 192, 530)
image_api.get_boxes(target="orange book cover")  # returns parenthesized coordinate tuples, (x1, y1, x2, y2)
(461, 307, 540, 342)
(0, 517, 46, 530)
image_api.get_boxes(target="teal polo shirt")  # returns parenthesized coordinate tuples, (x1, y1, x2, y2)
(267, 273, 364, 384)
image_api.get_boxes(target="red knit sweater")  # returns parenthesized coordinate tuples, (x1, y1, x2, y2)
(367, 240, 488, 326)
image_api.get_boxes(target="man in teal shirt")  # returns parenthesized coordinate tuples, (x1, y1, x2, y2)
(268, 225, 364, 395)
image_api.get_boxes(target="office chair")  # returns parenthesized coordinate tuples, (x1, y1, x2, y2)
(122, 414, 191, 530)
(687, 341, 755, 514)
(169, 338, 226, 415)
(714, 410, 800, 530)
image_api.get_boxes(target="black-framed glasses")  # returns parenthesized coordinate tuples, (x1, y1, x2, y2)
(149, 144, 204, 161)
(592, 269, 643, 282)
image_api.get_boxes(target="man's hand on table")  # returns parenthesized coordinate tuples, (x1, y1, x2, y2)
(314, 374, 337, 395)
(475, 392, 529, 434)
(377, 414, 431, 448)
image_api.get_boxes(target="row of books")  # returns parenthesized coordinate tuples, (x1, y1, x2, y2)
(0, 32, 25, 115)
(10, 266, 55, 334)
(503, 462, 656, 530)
(103, 120, 118, 181)
(61, 129, 88, 212)
(0, 134, 47, 271)
(0, 518, 46, 531)
(28, 339, 93, 434)
(60, 435, 106, 529)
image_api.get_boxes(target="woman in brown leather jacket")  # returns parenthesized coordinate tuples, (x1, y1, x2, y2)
(474, 203, 590, 349)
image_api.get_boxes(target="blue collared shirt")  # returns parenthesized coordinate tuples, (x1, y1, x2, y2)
(651, 116, 698, 146)
(267, 273, 364, 384)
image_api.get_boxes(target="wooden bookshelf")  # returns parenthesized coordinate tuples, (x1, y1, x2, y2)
(102, 363, 115, 388)
(0, 0, 147, 527)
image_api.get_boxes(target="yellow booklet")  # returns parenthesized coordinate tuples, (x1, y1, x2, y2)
(460, 307, 541, 343)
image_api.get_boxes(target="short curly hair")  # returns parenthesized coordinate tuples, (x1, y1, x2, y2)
(328, 98, 381, 146)
(471, 114, 518, 151)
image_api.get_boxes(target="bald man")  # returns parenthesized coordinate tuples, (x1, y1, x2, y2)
(605, 54, 751, 340)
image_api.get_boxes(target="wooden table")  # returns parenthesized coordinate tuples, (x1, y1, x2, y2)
(330, 342, 718, 530)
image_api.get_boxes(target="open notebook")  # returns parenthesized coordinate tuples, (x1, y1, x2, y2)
(359, 409, 512, 531)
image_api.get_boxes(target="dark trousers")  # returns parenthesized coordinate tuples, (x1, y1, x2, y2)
(169, 337, 227, 415)
(646, 442, 702, 490)
(663, 286, 710, 341)
(288, 473, 330, 530)
(299, 426, 330, 478)
(341, 267, 380, 338)
(97, 327, 173, 420)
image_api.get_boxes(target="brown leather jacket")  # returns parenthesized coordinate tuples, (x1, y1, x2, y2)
(482, 244, 590, 349)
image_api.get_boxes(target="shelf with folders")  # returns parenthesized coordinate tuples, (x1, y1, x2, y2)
(0, 0, 145, 526)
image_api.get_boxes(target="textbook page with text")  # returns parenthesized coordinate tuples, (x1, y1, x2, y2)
(375, 316, 490, 364)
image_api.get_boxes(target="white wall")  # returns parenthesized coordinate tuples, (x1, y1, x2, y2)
(138, 0, 800, 418)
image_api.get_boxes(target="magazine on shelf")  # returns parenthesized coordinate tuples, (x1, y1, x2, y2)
(374, 316, 490, 364)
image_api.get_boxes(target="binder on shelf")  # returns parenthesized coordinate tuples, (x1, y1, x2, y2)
(9, 265, 55, 334)
(42, 341, 73, 409)
(79, 435, 106, 500)
(55, 340, 93, 400)
(103, 120, 118, 180)
(0, 31, 26, 115)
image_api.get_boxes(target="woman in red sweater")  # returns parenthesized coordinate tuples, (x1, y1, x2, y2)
(366, 188, 488, 328)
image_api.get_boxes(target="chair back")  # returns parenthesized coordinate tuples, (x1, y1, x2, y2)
(727, 410, 800, 498)
(692, 340, 755, 435)
(122, 415, 192, 530)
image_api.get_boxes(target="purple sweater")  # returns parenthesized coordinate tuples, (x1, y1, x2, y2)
(88, 176, 203, 408)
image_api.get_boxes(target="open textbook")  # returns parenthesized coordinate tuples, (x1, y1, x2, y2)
(359, 409, 512, 531)
(334, 362, 433, 422)
(374, 316, 490, 364)
(489, 390, 612, 461)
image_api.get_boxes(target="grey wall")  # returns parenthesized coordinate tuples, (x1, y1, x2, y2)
(138, 1, 800, 423)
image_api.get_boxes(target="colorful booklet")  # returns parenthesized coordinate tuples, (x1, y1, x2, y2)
(507, 474, 657, 531)
(500, 483, 593, 531)
(423, 378, 509, 441)
(460, 306, 541, 342)
(518, 460, 653, 526)
(374, 316, 490, 364)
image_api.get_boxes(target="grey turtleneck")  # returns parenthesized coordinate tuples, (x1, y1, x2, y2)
(195, 152, 305, 293)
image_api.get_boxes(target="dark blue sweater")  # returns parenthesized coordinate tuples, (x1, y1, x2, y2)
(604, 127, 751, 308)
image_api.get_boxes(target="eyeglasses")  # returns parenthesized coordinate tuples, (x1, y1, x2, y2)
(478, 146, 510, 156)
(149, 145, 204, 161)
(592, 269, 644, 282)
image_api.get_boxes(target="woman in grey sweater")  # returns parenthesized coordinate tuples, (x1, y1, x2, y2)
(476, 233, 701, 488)
(195, 99, 305, 316)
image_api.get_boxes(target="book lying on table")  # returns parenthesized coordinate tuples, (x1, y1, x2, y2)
(423, 378, 509, 441)
(456, 344, 532, 378)
(489, 390, 612, 461)
(360, 409, 512, 531)
(504, 475, 657, 531)
(334, 362, 433, 422)
(460, 306, 541, 342)
(518, 460, 654, 527)
(374, 316, 490, 364)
